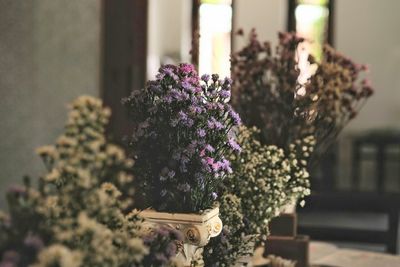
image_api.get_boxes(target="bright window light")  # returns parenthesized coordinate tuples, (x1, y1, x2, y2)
(295, 2, 329, 61)
(198, 1, 232, 77)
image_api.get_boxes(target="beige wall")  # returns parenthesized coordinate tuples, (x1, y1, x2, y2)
(335, 0, 400, 132)
(147, 0, 192, 79)
(0, 0, 101, 208)
(233, 0, 287, 51)
(335, 0, 400, 189)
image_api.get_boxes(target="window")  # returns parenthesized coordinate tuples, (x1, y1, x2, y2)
(288, 0, 334, 61)
(194, 0, 233, 77)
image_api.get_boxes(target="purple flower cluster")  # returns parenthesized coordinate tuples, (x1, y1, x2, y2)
(123, 63, 242, 212)
(142, 226, 183, 266)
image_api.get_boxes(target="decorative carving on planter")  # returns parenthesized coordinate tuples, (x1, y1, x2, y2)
(140, 207, 222, 267)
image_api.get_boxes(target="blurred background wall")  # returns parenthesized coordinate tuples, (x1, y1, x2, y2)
(0, 0, 101, 208)
(336, 0, 400, 132)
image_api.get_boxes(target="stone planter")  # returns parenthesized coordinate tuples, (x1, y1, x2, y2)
(140, 207, 223, 267)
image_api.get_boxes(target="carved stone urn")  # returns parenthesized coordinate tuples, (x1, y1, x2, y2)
(140, 207, 223, 267)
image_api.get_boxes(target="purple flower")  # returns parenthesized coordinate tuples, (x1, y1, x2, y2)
(163, 94, 173, 103)
(207, 120, 215, 129)
(197, 128, 206, 138)
(228, 108, 242, 125)
(217, 103, 225, 110)
(206, 102, 217, 110)
(211, 192, 218, 200)
(205, 144, 215, 153)
(220, 158, 233, 173)
(189, 105, 203, 114)
(182, 81, 194, 93)
(201, 159, 212, 172)
(123, 62, 242, 212)
(201, 74, 210, 82)
(205, 157, 214, 165)
(206, 117, 224, 130)
(228, 138, 242, 152)
(170, 89, 183, 100)
(214, 121, 224, 130)
(219, 90, 231, 99)
(184, 118, 194, 127)
(211, 161, 222, 171)
(178, 111, 188, 120)
(179, 63, 196, 74)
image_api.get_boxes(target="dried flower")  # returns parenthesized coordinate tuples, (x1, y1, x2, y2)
(204, 126, 314, 266)
(231, 30, 373, 164)
(0, 96, 179, 267)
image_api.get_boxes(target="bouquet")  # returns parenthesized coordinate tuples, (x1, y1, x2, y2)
(123, 63, 241, 213)
(0, 96, 181, 267)
(204, 126, 314, 266)
(231, 30, 373, 162)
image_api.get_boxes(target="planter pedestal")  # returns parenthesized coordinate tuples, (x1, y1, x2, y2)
(265, 213, 310, 267)
(140, 207, 222, 267)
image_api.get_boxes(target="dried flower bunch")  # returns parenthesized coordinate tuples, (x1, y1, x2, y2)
(231, 29, 373, 160)
(123, 63, 241, 213)
(0, 96, 181, 267)
(231, 30, 305, 149)
(38, 96, 136, 210)
(226, 126, 313, 240)
(305, 45, 373, 154)
(204, 126, 314, 266)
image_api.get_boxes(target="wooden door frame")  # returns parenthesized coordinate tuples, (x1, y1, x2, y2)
(101, 0, 148, 142)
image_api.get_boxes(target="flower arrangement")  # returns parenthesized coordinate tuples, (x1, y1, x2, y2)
(231, 30, 373, 161)
(204, 126, 314, 266)
(225, 126, 313, 239)
(0, 96, 181, 267)
(304, 44, 373, 154)
(123, 63, 241, 213)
